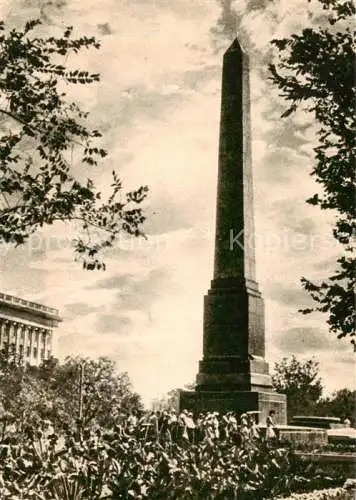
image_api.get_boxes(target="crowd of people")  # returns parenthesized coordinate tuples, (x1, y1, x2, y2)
(240, 410, 277, 441)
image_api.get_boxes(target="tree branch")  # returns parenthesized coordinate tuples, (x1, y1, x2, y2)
(0, 108, 87, 148)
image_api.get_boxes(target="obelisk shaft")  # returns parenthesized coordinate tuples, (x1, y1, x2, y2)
(198, 37, 267, 381)
(214, 39, 256, 282)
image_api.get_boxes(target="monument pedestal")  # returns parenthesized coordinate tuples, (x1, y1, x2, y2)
(180, 389, 287, 425)
(179, 276, 287, 425)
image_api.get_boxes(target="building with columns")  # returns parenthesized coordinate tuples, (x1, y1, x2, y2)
(0, 293, 61, 365)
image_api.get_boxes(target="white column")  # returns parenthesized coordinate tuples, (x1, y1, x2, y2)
(4, 320, 10, 353)
(0, 319, 4, 348)
(36, 328, 41, 365)
(15, 323, 22, 359)
(9, 322, 16, 355)
(47, 330, 53, 358)
(23, 326, 29, 362)
(20, 325, 25, 359)
(42, 329, 47, 362)
(28, 327, 34, 364)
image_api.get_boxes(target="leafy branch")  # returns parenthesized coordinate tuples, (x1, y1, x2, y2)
(269, 0, 355, 347)
(0, 19, 148, 269)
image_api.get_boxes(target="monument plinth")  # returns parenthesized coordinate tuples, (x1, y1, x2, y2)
(179, 39, 287, 424)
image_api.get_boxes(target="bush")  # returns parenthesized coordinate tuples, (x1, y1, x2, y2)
(0, 411, 350, 499)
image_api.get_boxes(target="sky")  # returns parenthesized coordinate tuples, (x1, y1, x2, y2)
(0, 0, 354, 404)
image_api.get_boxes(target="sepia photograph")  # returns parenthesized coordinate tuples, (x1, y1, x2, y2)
(0, 0, 354, 498)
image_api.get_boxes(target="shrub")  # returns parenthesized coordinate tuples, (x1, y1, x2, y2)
(0, 411, 350, 499)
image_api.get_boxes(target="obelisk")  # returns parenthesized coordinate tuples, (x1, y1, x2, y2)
(179, 39, 287, 424)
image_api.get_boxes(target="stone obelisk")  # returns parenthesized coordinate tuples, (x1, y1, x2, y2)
(179, 39, 287, 424)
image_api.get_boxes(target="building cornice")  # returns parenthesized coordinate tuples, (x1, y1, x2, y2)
(0, 293, 61, 324)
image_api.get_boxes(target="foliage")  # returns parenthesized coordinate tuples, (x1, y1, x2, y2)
(0, 348, 46, 429)
(269, 0, 355, 347)
(0, 351, 143, 432)
(0, 19, 148, 269)
(315, 389, 356, 426)
(0, 410, 347, 499)
(272, 356, 323, 421)
(35, 355, 144, 429)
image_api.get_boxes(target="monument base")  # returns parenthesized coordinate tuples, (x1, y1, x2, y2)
(179, 389, 287, 425)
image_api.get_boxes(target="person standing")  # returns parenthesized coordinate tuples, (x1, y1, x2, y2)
(266, 409, 277, 440)
(247, 412, 260, 439)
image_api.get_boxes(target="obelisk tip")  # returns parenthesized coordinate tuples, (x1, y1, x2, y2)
(226, 37, 246, 55)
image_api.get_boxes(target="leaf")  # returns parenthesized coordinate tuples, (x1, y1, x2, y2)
(280, 104, 297, 118)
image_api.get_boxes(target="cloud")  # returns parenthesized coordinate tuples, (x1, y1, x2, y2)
(64, 301, 102, 319)
(275, 326, 336, 354)
(88, 273, 134, 291)
(0, 245, 48, 298)
(95, 314, 132, 335)
(267, 282, 314, 309)
(112, 268, 173, 313)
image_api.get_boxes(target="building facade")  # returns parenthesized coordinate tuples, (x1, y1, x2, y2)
(0, 293, 61, 365)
